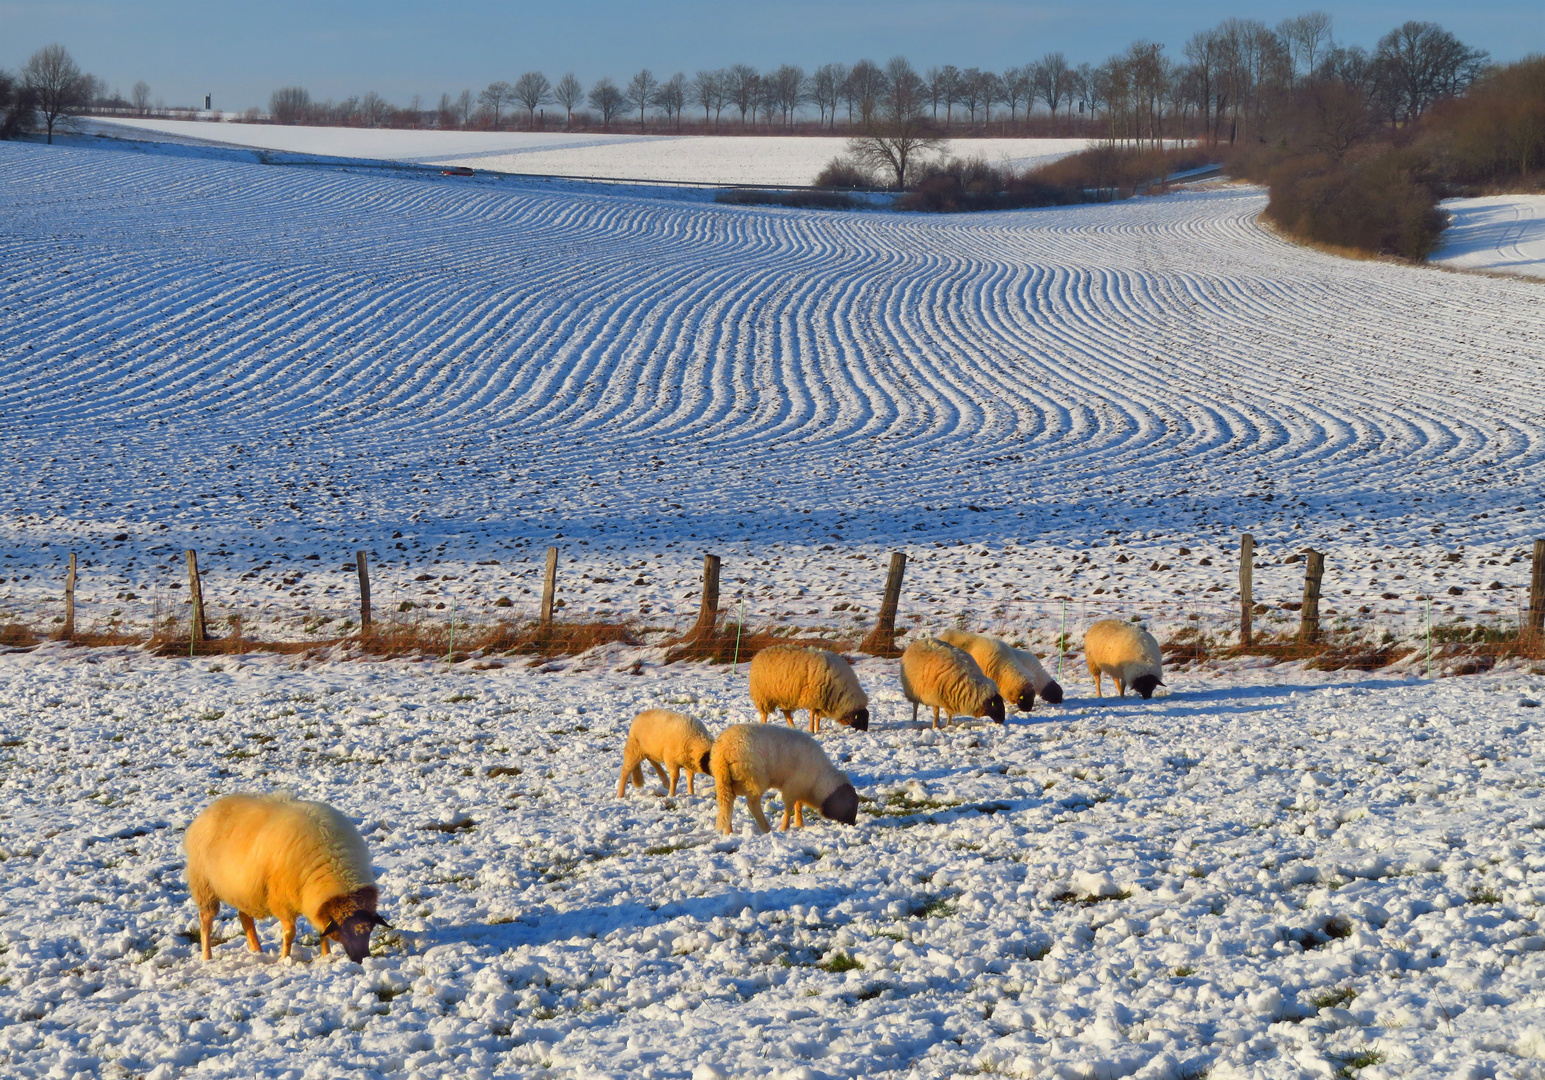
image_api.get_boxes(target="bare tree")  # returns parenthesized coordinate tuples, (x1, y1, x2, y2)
(23, 45, 92, 144)
(1000, 66, 1031, 124)
(726, 64, 759, 126)
(587, 78, 624, 128)
(270, 86, 312, 125)
(131, 80, 151, 116)
(768, 64, 805, 126)
(848, 57, 943, 189)
(1375, 21, 1487, 123)
(361, 91, 391, 127)
(436, 92, 456, 129)
(479, 81, 513, 125)
(456, 89, 475, 127)
(513, 71, 552, 128)
(691, 69, 726, 128)
(935, 63, 961, 122)
(654, 72, 687, 131)
(958, 68, 983, 124)
(554, 74, 583, 128)
(1034, 52, 1073, 121)
(624, 69, 658, 129)
(980, 70, 1003, 126)
(843, 59, 887, 124)
(1279, 11, 1334, 84)
(0, 70, 33, 140)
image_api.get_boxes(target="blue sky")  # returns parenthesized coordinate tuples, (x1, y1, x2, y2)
(2, 1, 1538, 111)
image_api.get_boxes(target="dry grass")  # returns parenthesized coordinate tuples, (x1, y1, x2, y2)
(0, 624, 41, 648)
(361, 617, 636, 661)
(664, 619, 854, 665)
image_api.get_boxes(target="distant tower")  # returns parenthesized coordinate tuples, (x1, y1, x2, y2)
(204, 94, 212, 110)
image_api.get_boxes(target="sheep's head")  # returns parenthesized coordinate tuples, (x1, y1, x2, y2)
(323, 909, 391, 963)
(1131, 674, 1163, 700)
(820, 782, 859, 825)
(1015, 689, 1036, 712)
(840, 707, 870, 732)
(689, 734, 715, 774)
(698, 751, 712, 774)
(1039, 679, 1064, 705)
(984, 694, 1006, 724)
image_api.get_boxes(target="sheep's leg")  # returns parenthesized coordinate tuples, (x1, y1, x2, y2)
(239, 912, 261, 953)
(617, 748, 642, 797)
(932, 705, 940, 730)
(780, 801, 793, 831)
(757, 708, 769, 724)
(648, 759, 669, 791)
(782, 710, 796, 728)
(715, 771, 737, 834)
(793, 802, 806, 829)
(199, 904, 217, 961)
(686, 769, 696, 796)
(667, 764, 681, 797)
(809, 710, 820, 735)
(911, 701, 919, 725)
(279, 918, 296, 960)
(747, 790, 773, 834)
(1093, 671, 1104, 698)
(1115, 676, 1126, 697)
(320, 934, 331, 957)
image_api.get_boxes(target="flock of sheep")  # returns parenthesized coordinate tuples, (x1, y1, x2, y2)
(182, 620, 1164, 964)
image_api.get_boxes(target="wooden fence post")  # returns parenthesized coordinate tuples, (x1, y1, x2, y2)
(1529, 538, 1545, 640)
(355, 550, 372, 634)
(539, 546, 559, 627)
(690, 553, 721, 640)
(62, 553, 76, 641)
(860, 551, 907, 657)
(1238, 534, 1254, 647)
(1298, 548, 1324, 644)
(186, 549, 207, 645)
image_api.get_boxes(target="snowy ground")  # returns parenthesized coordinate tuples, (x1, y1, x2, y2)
(87, 119, 1092, 187)
(1432, 196, 1545, 279)
(1, 140, 1542, 652)
(1, 646, 1544, 1079)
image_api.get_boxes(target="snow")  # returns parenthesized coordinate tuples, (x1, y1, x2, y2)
(1431, 195, 1545, 279)
(1, 646, 1544, 1079)
(88, 118, 1093, 187)
(2, 127, 1545, 1079)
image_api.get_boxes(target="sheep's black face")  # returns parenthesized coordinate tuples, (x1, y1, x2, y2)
(844, 708, 870, 732)
(1131, 674, 1161, 700)
(985, 694, 1006, 724)
(821, 783, 859, 825)
(328, 911, 391, 963)
(1040, 680, 1064, 705)
(699, 751, 712, 774)
(1016, 690, 1036, 712)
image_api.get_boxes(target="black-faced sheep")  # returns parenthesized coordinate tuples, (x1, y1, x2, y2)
(899, 636, 1006, 728)
(710, 723, 860, 834)
(1084, 618, 1164, 699)
(185, 792, 389, 963)
(748, 644, 869, 734)
(939, 628, 1063, 711)
(617, 708, 715, 797)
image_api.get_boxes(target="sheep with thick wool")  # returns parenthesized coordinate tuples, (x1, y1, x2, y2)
(939, 629, 1064, 711)
(711, 723, 860, 834)
(617, 708, 715, 797)
(899, 637, 1007, 728)
(185, 792, 389, 963)
(1084, 619, 1165, 699)
(748, 644, 870, 734)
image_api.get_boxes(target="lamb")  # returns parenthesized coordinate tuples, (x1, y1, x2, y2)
(899, 637, 1007, 728)
(939, 629, 1064, 711)
(616, 708, 715, 798)
(1084, 618, 1165, 699)
(748, 644, 870, 734)
(184, 792, 389, 963)
(710, 723, 860, 834)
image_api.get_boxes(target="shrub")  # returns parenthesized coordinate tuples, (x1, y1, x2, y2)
(1264, 148, 1445, 258)
(715, 188, 859, 210)
(813, 156, 879, 190)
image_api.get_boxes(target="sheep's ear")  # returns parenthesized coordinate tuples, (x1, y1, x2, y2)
(372, 913, 393, 929)
(320, 920, 339, 937)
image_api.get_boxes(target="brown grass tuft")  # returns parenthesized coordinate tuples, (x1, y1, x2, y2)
(664, 620, 853, 665)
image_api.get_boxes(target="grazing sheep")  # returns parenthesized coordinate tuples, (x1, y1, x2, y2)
(748, 644, 870, 734)
(617, 708, 715, 798)
(711, 723, 860, 834)
(185, 792, 389, 963)
(899, 637, 1006, 728)
(939, 629, 1063, 711)
(1084, 619, 1164, 699)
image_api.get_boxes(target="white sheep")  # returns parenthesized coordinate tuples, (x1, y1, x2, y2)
(617, 708, 715, 797)
(710, 723, 860, 834)
(899, 636, 1006, 728)
(1084, 618, 1164, 699)
(939, 629, 1063, 711)
(184, 792, 389, 962)
(748, 644, 870, 734)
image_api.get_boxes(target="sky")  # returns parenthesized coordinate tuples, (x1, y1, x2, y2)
(1, 0, 1539, 112)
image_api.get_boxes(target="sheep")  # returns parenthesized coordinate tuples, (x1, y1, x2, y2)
(899, 637, 1006, 728)
(616, 708, 715, 798)
(939, 629, 1064, 711)
(748, 644, 869, 735)
(1084, 618, 1165, 699)
(710, 723, 859, 834)
(185, 792, 389, 963)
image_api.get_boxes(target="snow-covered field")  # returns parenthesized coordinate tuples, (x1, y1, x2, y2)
(89, 118, 1092, 186)
(1432, 195, 1545, 279)
(2, 647, 1545, 1079)
(3, 128, 1545, 1079)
